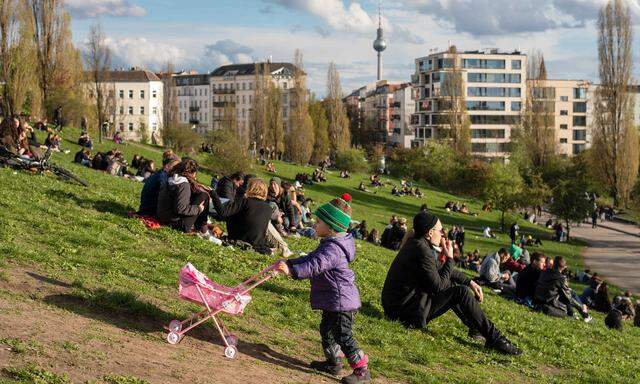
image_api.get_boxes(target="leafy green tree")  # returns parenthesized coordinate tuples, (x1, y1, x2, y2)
(549, 167, 593, 241)
(203, 128, 251, 175)
(484, 163, 524, 231)
(309, 98, 329, 164)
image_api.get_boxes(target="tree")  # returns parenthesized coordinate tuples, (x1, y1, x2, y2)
(513, 50, 557, 170)
(439, 46, 471, 158)
(309, 97, 329, 164)
(84, 22, 111, 143)
(549, 171, 592, 241)
(204, 127, 252, 175)
(264, 79, 283, 154)
(285, 49, 314, 164)
(161, 124, 200, 153)
(250, 62, 268, 148)
(0, 0, 37, 116)
(590, 0, 638, 207)
(159, 62, 178, 146)
(484, 163, 524, 232)
(326, 62, 350, 156)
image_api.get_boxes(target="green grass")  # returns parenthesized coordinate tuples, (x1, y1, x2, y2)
(0, 127, 639, 383)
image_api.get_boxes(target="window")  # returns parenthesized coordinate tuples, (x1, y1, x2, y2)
(152, 90, 157, 98)
(573, 102, 587, 113)
(462, 59, 505, 69)
(573, 88, 587, 99)
(573, 143, 586, 154)
(242, 109, 246, 118)
(560, 110, 568, 116)
(128, 106, 133, 115)
(511, 101, 521, 111)
(560, 124, 568, 130)
(573, 116, 587, 126)
(204, 113, 207, 121)
(573, 130, 587, 141)
(128, 122, 134, 131)
(560, 138, 568, 143)
(140, 106, 145, 115)
(560, 96, 569, 102)
(437, 58, 454, 69)
(471, 142, 509, 153)
(249, 82, 253, 90)
(532, 87, 556, 99)
(119, 122, 124, 131)
(467, 73, 520, 83)
(242, 95, 246, 104)
(249, 95, 252, 104)
(469, 115, 520, 125)
(511, 60, 522, 69)
(242, 83, 246, 90)
(467, 87, 521, 97)
(119, 106, 124, 115)
(128, 90, 133, 99)
(119, 90, 124, 98)
(471, 129, 506, 139)
(466, 101, 505, 111)
(153, 107, 157, 115)
(152, 123, 157, 131)
(283, 82, 288, 89)
(140, 90, 145, 99)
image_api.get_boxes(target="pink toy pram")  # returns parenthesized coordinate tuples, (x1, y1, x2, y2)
(165, 262, 278, 358)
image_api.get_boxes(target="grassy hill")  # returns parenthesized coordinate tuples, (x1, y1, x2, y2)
(0, 128, 639, 383)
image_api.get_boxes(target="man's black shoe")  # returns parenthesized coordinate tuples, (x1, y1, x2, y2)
(486, 337, 523, 355)
(310, 360, 343, 375)
(468, 328, 485, 342)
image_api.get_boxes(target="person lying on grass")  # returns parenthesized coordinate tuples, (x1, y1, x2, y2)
(273, 196, 371, 384)
(380, 211, 522, 355)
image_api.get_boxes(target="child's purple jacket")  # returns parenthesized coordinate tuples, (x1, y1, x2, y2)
(287, 234, 361, 312)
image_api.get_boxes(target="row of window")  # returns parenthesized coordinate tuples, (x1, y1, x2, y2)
(467, 73, 521, 84)
(177, 88, 208, 97)
(465, 101, 521, 111)
(118, 89, 157, 99)
(119, 121, 157, 132)
(119, 106, 157, 115)
(471, 129, 505, 139)
(468, 87, 521, 97)
(469, 115, 521, 125)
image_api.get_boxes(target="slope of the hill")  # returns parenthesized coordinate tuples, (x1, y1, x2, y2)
(0, 129, 638, 384)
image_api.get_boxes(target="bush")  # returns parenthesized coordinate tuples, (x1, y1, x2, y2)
(203, 128, 252, 175)
(334, 148, 369, 173)
(388, 143, 461, 190)
(161, 124, 201, 153)
(454, 159, 493, 197)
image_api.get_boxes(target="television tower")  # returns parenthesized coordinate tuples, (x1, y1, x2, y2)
(373, 0, 387, 81)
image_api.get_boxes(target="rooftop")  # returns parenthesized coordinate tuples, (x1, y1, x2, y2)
(210, 62, 302, 77)
(86, 69, 161, 82)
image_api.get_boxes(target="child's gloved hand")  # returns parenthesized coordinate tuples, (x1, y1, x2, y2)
(274, 260, 290, 276)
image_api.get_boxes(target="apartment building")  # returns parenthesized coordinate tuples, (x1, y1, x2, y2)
(209, 62, 300, 140)
(411, 49, 527, 159)
(174, 73, 211, 134)
(345, 80, 415, 149)
(529, 79, 591, 156)
(85, 69, 163, 141)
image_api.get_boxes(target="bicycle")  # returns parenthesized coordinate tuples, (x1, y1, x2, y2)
(0, 146, 89, 187)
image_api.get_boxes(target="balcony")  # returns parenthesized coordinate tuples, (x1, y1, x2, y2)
(213, 88, 236, 94)
(189, 106, 200, 112)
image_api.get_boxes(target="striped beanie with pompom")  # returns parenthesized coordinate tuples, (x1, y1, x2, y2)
(315, 197, 352, 233)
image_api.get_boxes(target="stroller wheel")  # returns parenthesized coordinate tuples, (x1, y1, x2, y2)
(166, 332, 181, 345)
(224, 345, 237, 359)
(169, 320, 182, 332)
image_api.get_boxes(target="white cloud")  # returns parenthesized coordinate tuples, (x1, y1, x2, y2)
(265, 0, 375, 33)
(201, 39, 255, 69)
(66, 0, 146, 18)
(104, 37, 187, 70)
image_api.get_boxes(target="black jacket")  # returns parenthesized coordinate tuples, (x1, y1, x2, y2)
(515, 264, 541, 299)
(157, 175, 201, 225)
(534, 269, 581, 314)
(210, 191, 272, 247)
(216, 176, 237, 202)
(268, 191, 294, 225)
(381, 237, 471, 327)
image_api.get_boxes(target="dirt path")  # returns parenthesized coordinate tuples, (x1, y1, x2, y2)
(570, 219, 640, 295)
(0, 265, 389, 384)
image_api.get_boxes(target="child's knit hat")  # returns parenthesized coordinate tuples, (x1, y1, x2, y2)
(315, 197, 352, 233)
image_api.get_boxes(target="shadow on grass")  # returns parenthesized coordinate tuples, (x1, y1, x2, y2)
(43, 288, 335, 380)
(26, 272, 73, 289)
(46, 188, 134, 217)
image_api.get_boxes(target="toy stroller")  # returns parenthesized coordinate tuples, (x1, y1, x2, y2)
(165, 262, 278, 358)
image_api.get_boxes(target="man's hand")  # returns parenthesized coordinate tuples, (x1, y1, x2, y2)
(198, 201, 206, 213)
(582, 304, 588, 313)
(470, 280, 484, 302)
(441, 238, 454, 259)
(273, 260, 290, 276)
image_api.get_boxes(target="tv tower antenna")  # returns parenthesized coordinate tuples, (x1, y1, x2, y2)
(373, 0, 387, 81)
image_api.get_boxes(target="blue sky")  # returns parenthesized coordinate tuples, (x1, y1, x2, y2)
(67, 0, 640, 96)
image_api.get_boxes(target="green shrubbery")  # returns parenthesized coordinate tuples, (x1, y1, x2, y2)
(334, 148, 369, 173)
(203, 128, 253, 175)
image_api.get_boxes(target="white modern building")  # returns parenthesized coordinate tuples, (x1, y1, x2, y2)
(85, 69, 163, 141)
(411, 49, 527, 159)
(391, 84, 416, 148)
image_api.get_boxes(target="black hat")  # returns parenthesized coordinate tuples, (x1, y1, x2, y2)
(413, 211, 439, 238)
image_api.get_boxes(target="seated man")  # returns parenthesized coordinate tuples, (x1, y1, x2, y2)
(478, 248, 516, 293)
(138, 155, 180, 217)
(73, 148, 91, 167)
(515, 252, 546, 303)
(534, 256, 592, 322)
(216, 171, 246, 203)
(381, 212, 521, 355)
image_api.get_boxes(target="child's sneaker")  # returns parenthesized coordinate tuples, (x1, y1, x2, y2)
(341, 367, 371, 384)
(310, 360, 343, 376)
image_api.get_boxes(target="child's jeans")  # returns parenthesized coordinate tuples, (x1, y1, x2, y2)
(320, 311, 366, 367)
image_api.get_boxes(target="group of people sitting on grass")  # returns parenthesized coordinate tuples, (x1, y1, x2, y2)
(0, 115, 53, 160)
(444, 200, 473, 215)
(312, 168, 327, 183)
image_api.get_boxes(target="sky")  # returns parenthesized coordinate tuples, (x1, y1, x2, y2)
(67, 0, 640, 97)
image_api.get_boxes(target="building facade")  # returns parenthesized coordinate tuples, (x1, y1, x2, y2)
(85, 69, 163, 142)
(391, 84, 416, 148)
(174, 73, 211, 134)
(411, 49, 527, 159)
